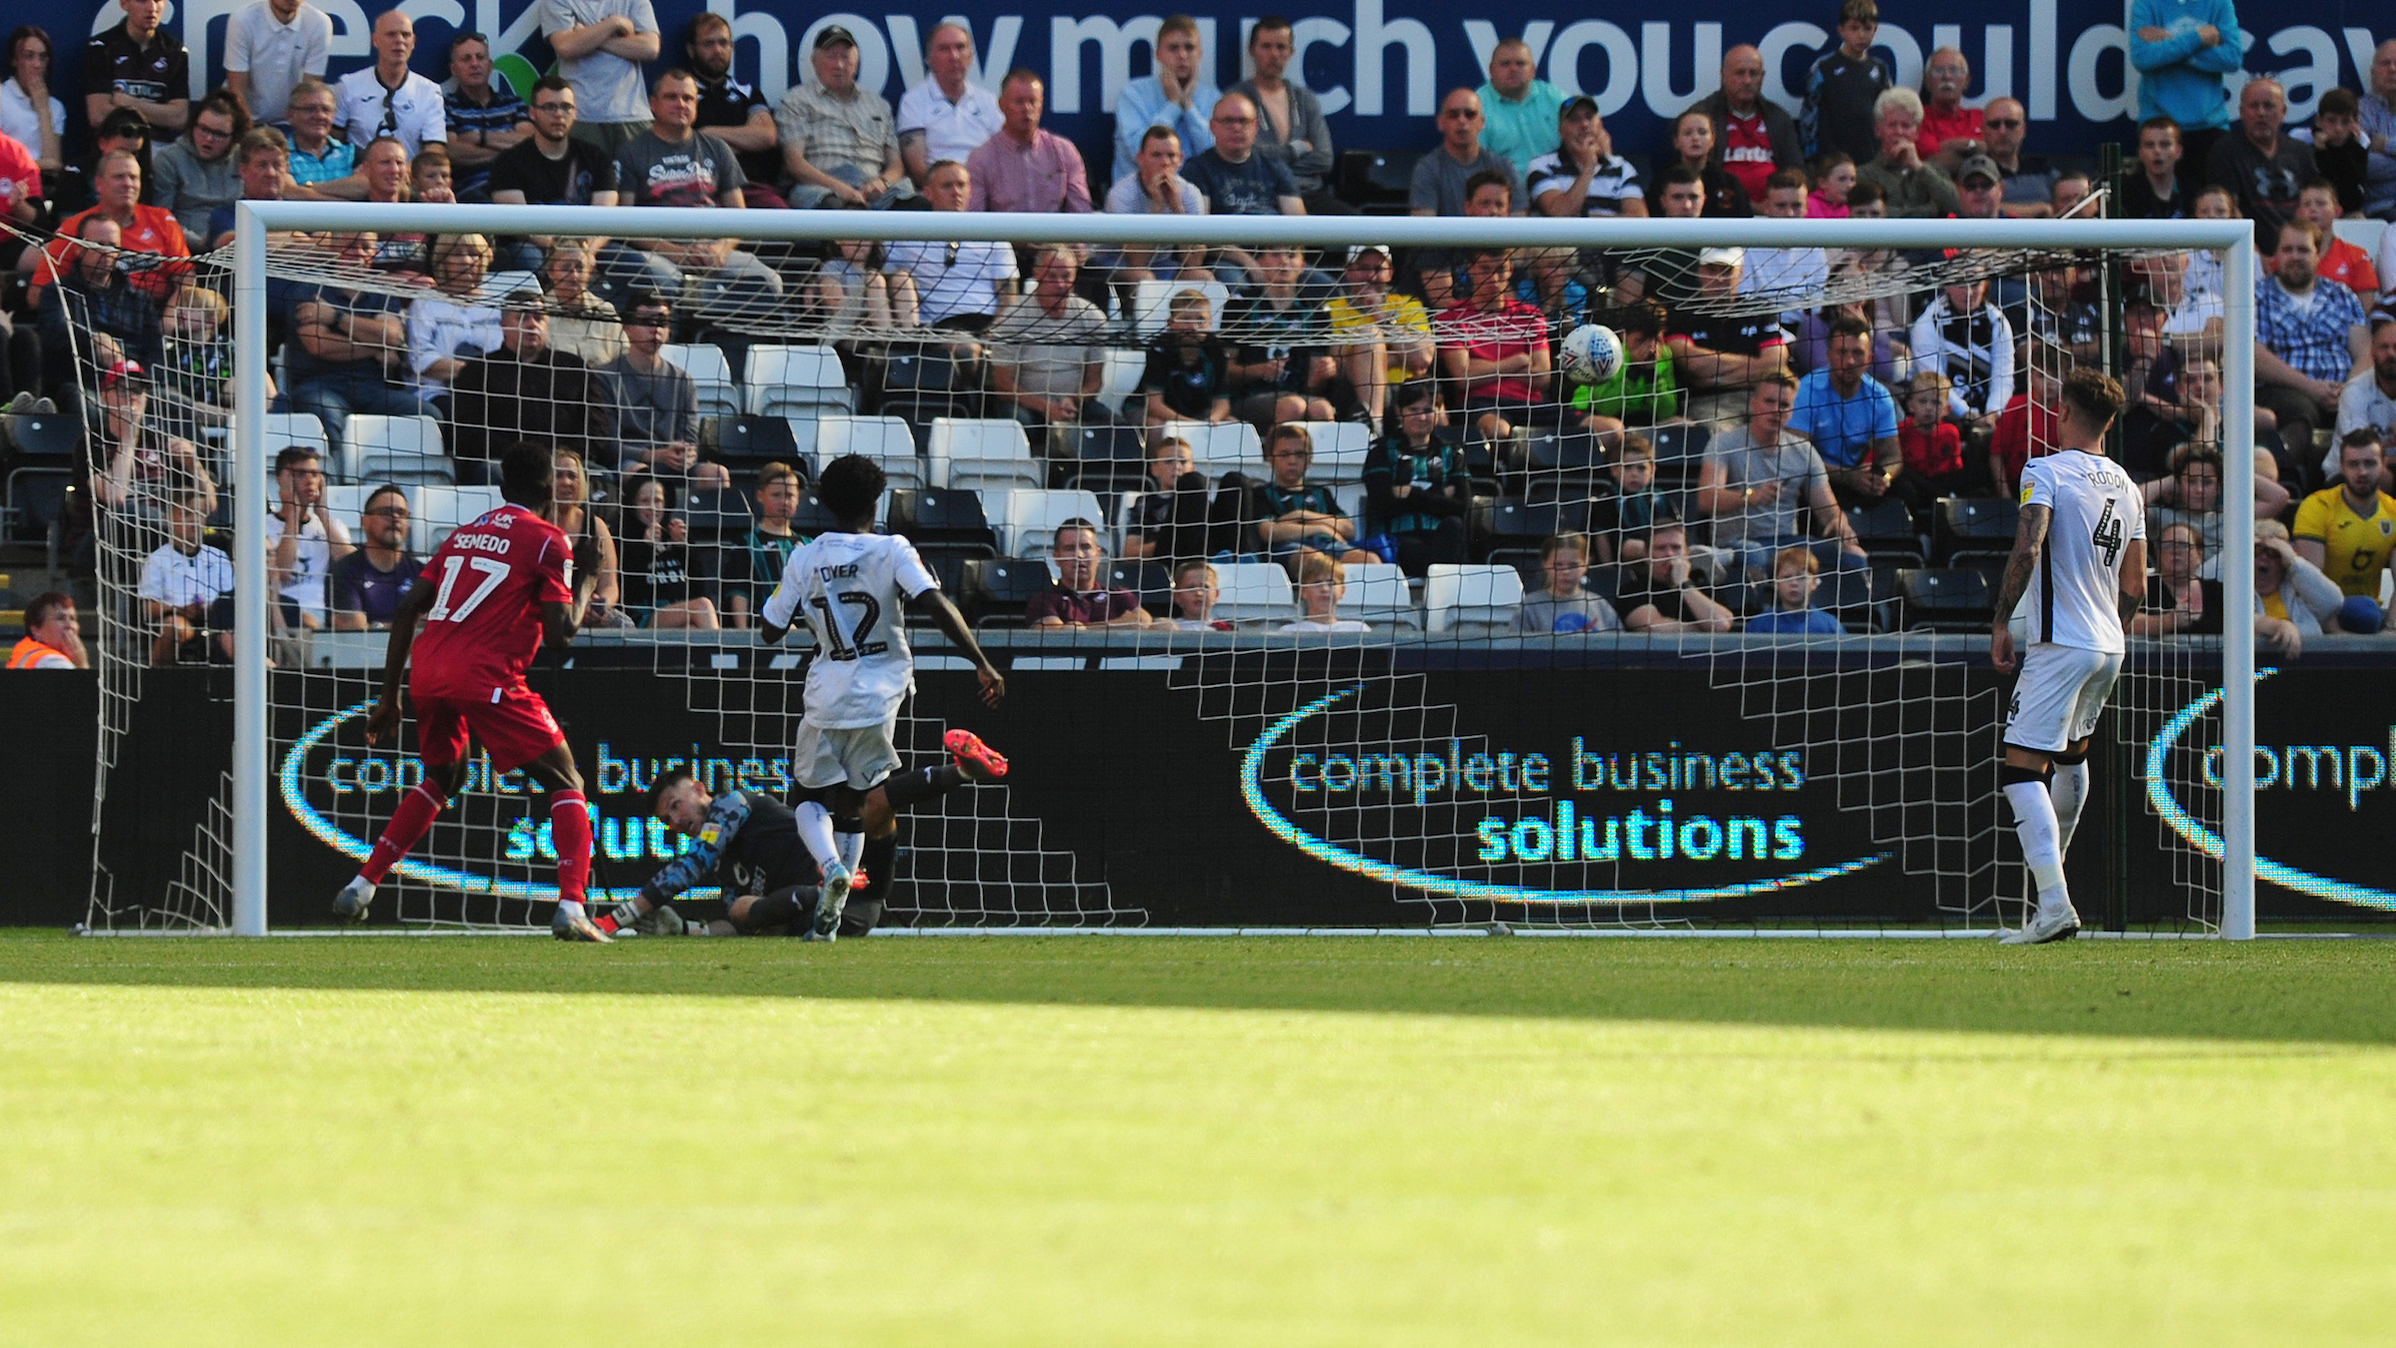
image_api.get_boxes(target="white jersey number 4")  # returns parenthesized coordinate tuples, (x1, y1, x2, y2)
(2090, 499, 2124, 568)
(427, 556, 510, 623)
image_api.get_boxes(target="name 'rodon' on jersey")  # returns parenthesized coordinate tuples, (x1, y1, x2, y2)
(758, 531, 940, 729)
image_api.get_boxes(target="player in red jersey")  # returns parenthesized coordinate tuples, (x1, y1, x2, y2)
(331, 442, 610, 940)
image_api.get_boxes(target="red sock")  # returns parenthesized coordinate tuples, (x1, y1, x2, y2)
(550, 790, 593, 904)
(360, 784, 447, 884)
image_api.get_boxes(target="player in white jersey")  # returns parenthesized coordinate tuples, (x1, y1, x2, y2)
(759, 454, 1009, 939)
(1988, 367, 2147, 944)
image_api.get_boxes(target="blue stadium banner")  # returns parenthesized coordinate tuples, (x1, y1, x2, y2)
(38, 1, 2390, 164)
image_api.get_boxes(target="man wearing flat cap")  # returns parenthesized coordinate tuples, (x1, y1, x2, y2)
(775, 25, 909, 208)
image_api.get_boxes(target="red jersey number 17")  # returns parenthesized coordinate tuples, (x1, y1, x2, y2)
(427, 555, 512, 623)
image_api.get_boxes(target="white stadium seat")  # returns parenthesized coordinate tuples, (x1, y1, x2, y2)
(1161, 420, 1263, 477)
(1423, 563, 1526, 634)
(1211, 561, 1296, 625)
(745, 343, 856, 417)
(1130, 279, 1233, 338)
(992, 488, 1106, 559)
(926, 418, 1040, 496)
(343, 414, 451, 485)
(662, 343, 741, 419)
(814, 415, 923, 492)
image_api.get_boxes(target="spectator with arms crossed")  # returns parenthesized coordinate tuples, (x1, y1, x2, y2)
(1698, 370, 1867, 581)
(899, 22, 1002, 188)
(1233, 17, 1339, 214)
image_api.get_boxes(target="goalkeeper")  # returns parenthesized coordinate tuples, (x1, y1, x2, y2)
(602, 770, 866, 937)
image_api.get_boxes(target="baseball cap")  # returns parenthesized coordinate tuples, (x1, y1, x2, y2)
(1956, 153, 2002, 186)
(814, 25, 856, 50)
(1346, 244, 1391, 264)
(102, 359, 147, 389)
(1696, 246, 1745, 268)
(1560, 95, 1599, 119)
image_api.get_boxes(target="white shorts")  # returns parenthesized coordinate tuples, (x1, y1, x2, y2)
(793, 712, 902, 792)
(2004, 644, 2123, 754)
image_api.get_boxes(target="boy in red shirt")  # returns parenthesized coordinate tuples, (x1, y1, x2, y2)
(332, 442, 608, 941)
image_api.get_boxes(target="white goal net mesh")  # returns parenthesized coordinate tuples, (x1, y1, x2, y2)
(42, 204, 2240, 933)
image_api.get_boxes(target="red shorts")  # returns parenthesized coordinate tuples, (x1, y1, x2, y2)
(412, 683, 565, 773)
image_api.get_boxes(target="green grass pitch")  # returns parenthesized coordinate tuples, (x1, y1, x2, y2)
(3, 932, 2393, 1346)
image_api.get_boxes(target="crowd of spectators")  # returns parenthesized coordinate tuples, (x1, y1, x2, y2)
(7, 0, 2396, 654)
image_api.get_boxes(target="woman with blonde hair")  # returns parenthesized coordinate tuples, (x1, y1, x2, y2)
(406, 232, 500, 406)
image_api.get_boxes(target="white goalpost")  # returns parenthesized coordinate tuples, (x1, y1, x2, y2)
(196, 203, 2261, 936)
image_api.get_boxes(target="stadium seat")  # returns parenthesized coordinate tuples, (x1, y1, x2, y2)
(1423, 563, 1526, 635)
(1, 408, 80, 462)
(1896, 567, 1995, 631)
(344, 414, 451, 485)
(1130, 279, 1234, 338)
(698, 414, 808, 471)
(7, 466, 70, 545)
(682, 486, 755, 543)
(1211, 561, 1297, 625)
(1161, 419, 1262, 477)
(1339, 561, 1419, 630)
(1335, 148, 1421, 214)
(1472, 496, 1562, 566)
(246, 411, 333, 475)
(886, 488, 999, 556)
(992, 487, 1106, 559)
(926, 418, 1039, 496)
(1847, 496, 1923, 565)
(1292, 420, 1371, 477)
(814, 415, 923, 492)
(662, 343, 741, 419)
(745, 343, 856, 418)
(1931, 495, 2019, 568)
(962, 556, 1054, 627)
(1107, 558, 1173, 618)
(1645, 422, 1710, 489)
(1096, 348, 1147, 417)
(1061, 422, 1149, 493)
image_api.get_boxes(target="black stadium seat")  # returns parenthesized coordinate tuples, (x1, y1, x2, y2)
(700, 415, 806, 470)
(1897, 567, 1995, 631)
(1107, 559, 1173, 618)
(1931, 495, 2019, 567)
(963, 557, 1054, 627)
(888, 488, 999, 556)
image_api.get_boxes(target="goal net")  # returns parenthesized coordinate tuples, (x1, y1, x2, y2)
(51, 201, 2255, 934)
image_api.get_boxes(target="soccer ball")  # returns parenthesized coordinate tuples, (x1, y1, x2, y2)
(1558, 323, 1623, 387)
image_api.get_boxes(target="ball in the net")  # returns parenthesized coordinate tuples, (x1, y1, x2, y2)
(1558, 323, 1623, 387)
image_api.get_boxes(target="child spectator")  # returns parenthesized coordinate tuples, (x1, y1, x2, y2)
(1801, 0, 1894, 166)
(721, 461, 807, 629)
(1139, 289, 1233, 426)
(1746, 544, 1845, 634)
(2294, 178, 2379, 299)
(1211, 422, 1376, 569)
(1588, 433, 1682, 564)
(158, 284, 250, 426)
(1279, 552, 1370, 633)
(1123, 436, 1213, 566)
(2123, 116, 2187, 219)
(1575, 299, 1679, 441)
(410, 145, 456, 203)
(1515, 532, 1622, 633)
(616, 476, 720, 629)
(2304, 89, 2369, 217)
(1361, 381, 1470, 575)
(1806, 152, 1855, 217)
(1164, 559, 1232, 630)
(138, 491, 233, 665)
(2164, 185, 2239, 340)
(1893, 369, 1971, 510)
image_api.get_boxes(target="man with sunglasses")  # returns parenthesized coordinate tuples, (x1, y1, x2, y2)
(334, 10, 446, 159)
(1981, 97, 2058, 218)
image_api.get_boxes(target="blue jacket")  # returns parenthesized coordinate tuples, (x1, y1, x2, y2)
(2129, 0, 2244, 131)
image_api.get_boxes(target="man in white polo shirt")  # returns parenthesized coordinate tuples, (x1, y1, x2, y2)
(223, 0, 332, 125)
(897, 21, 1002, 189)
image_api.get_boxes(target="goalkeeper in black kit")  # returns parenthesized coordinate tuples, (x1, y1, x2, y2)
(595, 771, 841, 936)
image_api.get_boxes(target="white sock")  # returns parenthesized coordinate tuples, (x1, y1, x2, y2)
(2002, 779, 2070, 911)
(794, 801, 841, 872)
(2050, 760, 2091, 854)
(836, 831, 864, 873)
